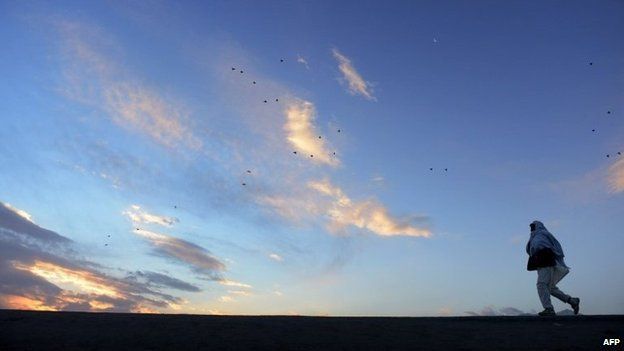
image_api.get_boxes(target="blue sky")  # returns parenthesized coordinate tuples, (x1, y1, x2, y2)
(0, 0, 622, 316)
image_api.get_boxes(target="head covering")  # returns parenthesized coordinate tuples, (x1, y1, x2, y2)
(526, 220, 568, 267)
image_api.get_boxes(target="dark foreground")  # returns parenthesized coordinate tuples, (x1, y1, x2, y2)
(1, 310, 622, 351)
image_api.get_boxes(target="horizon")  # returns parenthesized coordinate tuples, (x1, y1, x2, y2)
(1, 0, 623, 317)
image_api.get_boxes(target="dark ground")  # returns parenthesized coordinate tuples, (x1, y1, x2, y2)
(1, 309, 622, 351)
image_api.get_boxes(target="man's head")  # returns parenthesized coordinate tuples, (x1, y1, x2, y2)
(530, 220, 545, 232)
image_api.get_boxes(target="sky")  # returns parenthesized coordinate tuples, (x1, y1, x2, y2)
(0, 0, 623, 316)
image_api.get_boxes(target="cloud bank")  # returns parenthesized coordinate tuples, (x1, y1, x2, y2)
(0, 201, 195, 312)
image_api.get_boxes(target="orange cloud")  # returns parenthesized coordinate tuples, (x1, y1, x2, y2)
(284, 100, 339, 166)
(0, 295, 57, 311)
(608, 158, 624, 193)
(13, 260, 123, 299)
(308, 179, 431, 237)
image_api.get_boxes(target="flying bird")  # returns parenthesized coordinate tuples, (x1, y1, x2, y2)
(430, 168, 433, 171)
(310, 154, 314, 158)
(231, 67, 236, 70)
(275, 98, 279, 102)
(592, 129, 596, 132)
(246, 170, 252, 173)
(280, 59, 284, 62)
(607, 111, 612, 114)
(337, 129, 341, 133)
(589, 62, 593, 66)
(318, 136, 322, 139)
(253, 81, 256, 84)
(242, 183, 247, 186)
(618, 152, 622, 155)
(293, 151, 297, 154)
(607, 154, 610, 158)
(444, 168, 448, 171)
(264, 100, 267, 103)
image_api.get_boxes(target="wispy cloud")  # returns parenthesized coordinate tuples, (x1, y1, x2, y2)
(125, 271, 201, 292)
(297, 54, 310, 70)
(133, 229, 226, 278)
(284, 100, 339, 166)
(268, 253, 283, 262)
(332, 48, 376, 101)
(56, 20, 201, 150)
(607, 158, 624, 193)
(123, 205, 179, 227)
(218, 279, 252, 289)
(308, 179, 431, 237)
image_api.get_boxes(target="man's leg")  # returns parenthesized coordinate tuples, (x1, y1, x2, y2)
(537, 267, 554, 309)
(550, 266, 571, 303)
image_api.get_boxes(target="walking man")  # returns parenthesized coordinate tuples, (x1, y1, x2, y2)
(526, 220, 580, 316)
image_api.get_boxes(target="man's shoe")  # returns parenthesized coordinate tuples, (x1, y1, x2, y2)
(538, 308, 556, 316)
(569, 297, 580, 315)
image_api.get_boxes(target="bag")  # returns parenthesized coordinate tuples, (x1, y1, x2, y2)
(527, 248, 556, 271)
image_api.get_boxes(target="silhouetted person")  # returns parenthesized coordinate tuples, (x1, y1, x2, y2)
(526, 220, 580, 316)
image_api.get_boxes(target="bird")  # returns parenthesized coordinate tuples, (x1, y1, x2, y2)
(430, 168, 433, 171)
(607, 154, 610, 158)
(589, 62, 593, 66)
(246, 170, 251, 173)
(618, 152, 622, 155)
(337, 129, 341, 133)
(231, 67, 236, 70)
(293, 151, 297, 154)
(264, 100, 267, 103)
(253, 81, 256, 84)
(240, 70, 244, 74)
(275, 98, 279, 102)
(105, 244, 108, 246)
(332, 152, 336, 155)
(592, 129, 596, 132)
(310, 154, 314, 158)
(174, 205, 177, 209)
(318, 136, 322, 139)
(107, 235, 111, 238)
(444, 168, 448, 171)
(607, 111, 612, 114)
(280, 59, 284, 62)
(136, 228, 139, 231)
(242, 182, 247, 186)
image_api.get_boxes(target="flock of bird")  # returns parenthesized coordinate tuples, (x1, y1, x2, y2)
(104, 59, 619, 247)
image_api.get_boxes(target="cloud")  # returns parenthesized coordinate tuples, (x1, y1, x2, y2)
(126, 271, 201, 292)
(297, 54, 310, 69)
(308, 179, 431, 237)
(133, 228, 226, 278)
(332, 48, 376, 101)
(608, 158, 624, 193)
(218, 279, 252, 289)
(284, 100, 339, 166)
(268, 253, 283, 262)
(56, 19, 201, 150)
(0, 201, 188, 312)
(2, 203, 34, 223)
(123, 205, 179, 227)
(465, 306, 531, 316)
